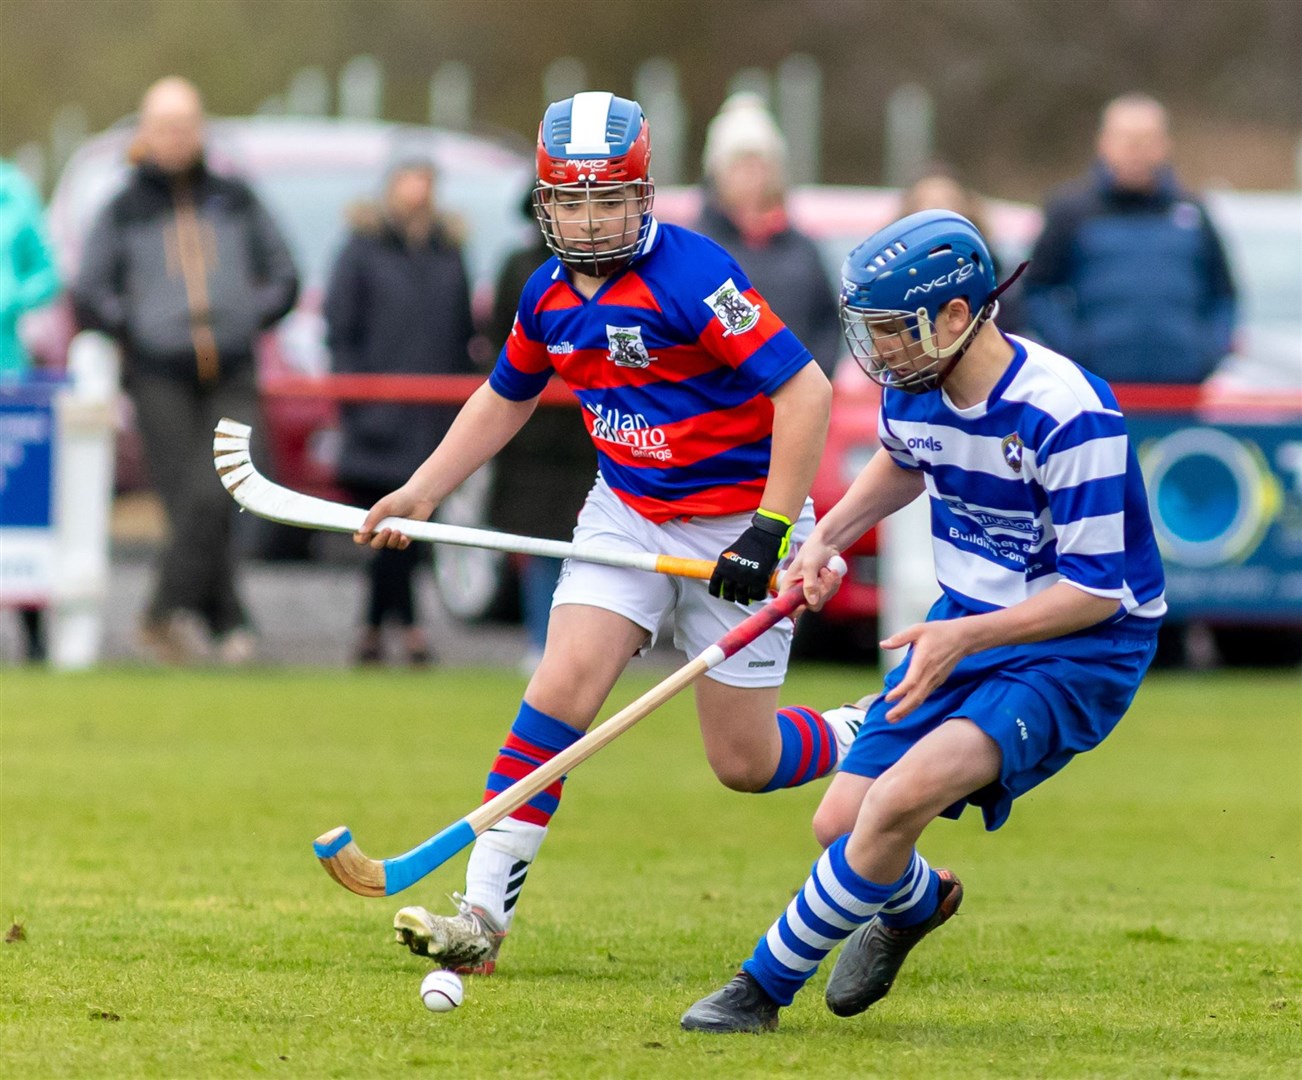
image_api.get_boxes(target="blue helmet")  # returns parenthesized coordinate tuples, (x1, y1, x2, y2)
(839, 210, 999, 393)
(533, 91, 655, 277)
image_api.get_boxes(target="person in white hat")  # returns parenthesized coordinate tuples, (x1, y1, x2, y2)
(695, 93, 841, 375)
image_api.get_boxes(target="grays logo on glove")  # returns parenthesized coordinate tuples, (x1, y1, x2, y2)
(708, 511, 793, 605)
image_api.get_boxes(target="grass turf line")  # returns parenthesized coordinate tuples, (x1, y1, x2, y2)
(1, 666, 1298, 1078)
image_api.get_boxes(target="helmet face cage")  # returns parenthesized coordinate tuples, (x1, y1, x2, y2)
(842, 306, 944, 393)
(841, 299, 997, 394)
(532, 179, 655, 278)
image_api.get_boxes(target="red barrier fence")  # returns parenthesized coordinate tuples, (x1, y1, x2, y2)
(260, 372, 1302, 416)
(262, 373, 578, 407)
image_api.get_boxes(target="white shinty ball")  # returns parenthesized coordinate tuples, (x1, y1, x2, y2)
(420, 969, 464, 1012)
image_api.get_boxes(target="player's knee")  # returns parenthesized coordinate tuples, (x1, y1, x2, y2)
(858, 770, 926, 836)
(707, 752, 770, 793)
(811, 803, 854, 849)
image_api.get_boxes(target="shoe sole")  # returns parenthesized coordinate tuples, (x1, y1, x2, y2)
(393, 909, 439, 957)
(392, 908, 500, 974)
(680, 1011, 778, 1034)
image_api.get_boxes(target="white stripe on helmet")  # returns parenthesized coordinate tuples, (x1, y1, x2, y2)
(565, 91, 614, 154)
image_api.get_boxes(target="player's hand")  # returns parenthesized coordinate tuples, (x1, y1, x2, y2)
(710, 523, 785, 604)
(353, 485, 438, 551)
(880, 618, 971, 722)
(781, 540, 844, 611)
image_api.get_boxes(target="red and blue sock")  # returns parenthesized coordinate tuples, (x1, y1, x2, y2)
(483, 701, 583, 827)
(760, 706, 839, 792)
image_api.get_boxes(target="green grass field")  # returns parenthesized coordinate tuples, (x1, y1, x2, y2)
(2, 664, 1299, 1078)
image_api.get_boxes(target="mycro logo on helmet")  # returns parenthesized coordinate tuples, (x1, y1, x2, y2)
(570, 159, 610, 171)
(903, 262, 975, 302)
(907, 436, 943, 452)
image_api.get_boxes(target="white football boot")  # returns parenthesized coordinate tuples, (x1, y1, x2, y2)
(393, 893, 507, 975)
(822, 694, 876, 766)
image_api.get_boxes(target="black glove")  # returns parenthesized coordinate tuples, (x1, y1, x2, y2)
(709, 511, 793, 605)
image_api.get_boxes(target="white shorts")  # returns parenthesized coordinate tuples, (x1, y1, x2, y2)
(551, 478, 815, 688)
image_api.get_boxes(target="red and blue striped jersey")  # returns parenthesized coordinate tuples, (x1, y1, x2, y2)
(489, 220, 814, 522)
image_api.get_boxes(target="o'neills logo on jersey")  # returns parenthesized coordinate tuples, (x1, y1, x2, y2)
(606, 325, 657, 369)
(906, 435, 943, 452)
(547, 340, 575, 355)
(584, 402, 673, 461)
(704, 279, 761, 335)
(1001, 432, 1024, 473)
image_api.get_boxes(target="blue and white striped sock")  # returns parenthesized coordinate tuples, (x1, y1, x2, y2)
(742, 841, 932, 1006)
(879, 850, 940, 929)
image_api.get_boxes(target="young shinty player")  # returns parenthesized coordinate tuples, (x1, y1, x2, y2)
(353, 92, 853, 973)
(682, 209, 1167, 1032)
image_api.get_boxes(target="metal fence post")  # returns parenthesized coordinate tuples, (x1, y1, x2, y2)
(634, 58, 685, 185)
(339, 55, 383, 120)
(777, 54, 822, 185)
(429, 61, 472, 129)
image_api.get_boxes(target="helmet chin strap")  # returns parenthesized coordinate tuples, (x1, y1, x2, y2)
(926, 260, 1030, 392)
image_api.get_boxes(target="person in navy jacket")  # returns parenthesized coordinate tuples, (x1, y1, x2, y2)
(1023, 93, 1237, 385)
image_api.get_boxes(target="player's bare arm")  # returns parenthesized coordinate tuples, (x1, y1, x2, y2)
(758, 361, 832, 522)
(709, 361, 831, 604)
(881, 583, 1120, 721)
(356, 382, 538, 549)
(784, 450, 926, 608)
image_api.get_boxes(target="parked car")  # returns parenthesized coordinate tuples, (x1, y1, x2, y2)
(1204, 189, 1302, 393)
(27, 115, 535, 500)
(25, 115, 535, 615)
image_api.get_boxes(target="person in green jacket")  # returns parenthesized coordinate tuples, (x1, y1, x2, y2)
(0, 159, 60, 382)
(0, 158, 61, 661)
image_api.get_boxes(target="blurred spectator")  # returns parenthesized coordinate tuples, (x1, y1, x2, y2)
(324, 159, 476, 666)
(1, 158, 61, 662)
(1, 160, 60, 382)
(695, 93, 841, 375)
(485, 191, 597, 675)
(1023, 92, 1237, 384)
(72, 76, 299, 665)
(898, 162, 1026, 334)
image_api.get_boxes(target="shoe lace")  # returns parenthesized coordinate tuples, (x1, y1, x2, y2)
(449, 890, 504, 938)
(448, 891, 478, 922)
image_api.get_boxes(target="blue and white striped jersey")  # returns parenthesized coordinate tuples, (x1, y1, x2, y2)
(878, 335, 1166, 628)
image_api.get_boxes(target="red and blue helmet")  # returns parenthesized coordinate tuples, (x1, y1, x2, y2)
(839, 210, 1000, 393)
(533, 91, 655, 277)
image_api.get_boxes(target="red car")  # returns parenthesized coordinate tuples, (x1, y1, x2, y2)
(653, 186, 1041, 651)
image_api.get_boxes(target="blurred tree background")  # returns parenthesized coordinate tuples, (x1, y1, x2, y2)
(2, 0, 1299, 197)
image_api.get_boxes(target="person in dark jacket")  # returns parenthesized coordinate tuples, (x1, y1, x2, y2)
(324, 159, 476, 665)
(694, 93, 842, 377)
(485, 192, 597, 673)
(73, 77, 299, 665)
(1023, 93, 1237, 384)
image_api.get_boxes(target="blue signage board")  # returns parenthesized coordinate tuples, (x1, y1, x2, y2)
(1130, 414, 1302, 624)
(0, 382, 59, 603)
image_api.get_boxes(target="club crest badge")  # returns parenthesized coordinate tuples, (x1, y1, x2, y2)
(1001, 432, 1024, 473)
(704, 278, 761, 335)
(605, 324, 656, 369)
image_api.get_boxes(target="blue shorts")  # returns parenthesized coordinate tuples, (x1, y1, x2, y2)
(840, 599, 1159, 830)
